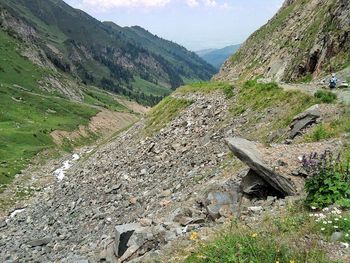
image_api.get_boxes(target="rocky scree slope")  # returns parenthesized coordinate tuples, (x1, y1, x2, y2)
(216, 0, 350, 82)
(0, 0, 216, 104)
(0, 83, 345, 262)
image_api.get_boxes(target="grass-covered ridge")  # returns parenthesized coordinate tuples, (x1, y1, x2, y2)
(176, 81, 235, 98)
(144, 96, 192, 136)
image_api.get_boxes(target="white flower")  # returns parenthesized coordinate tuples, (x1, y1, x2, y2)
(321, 228, 325, 231)
(346, 234, 349, 237)
(328, 221, 333, 224)
(335, 218, 339, 221)
(323, 221, 328, 224)
(334, 226, 339, 229)
(344, 218, 348, 221)
(323, 207, 329, 212)
(311, 206, 317, 210)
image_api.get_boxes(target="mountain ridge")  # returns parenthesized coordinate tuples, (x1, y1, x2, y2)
(215, 0, 350, 82)
(0, 0, 216, 104)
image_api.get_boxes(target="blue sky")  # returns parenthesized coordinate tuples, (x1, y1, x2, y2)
(64, 0, 284, 51)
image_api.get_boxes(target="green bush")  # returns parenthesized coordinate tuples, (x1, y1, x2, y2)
(304, 151, 350, 208)
(314, 90, 337, 103)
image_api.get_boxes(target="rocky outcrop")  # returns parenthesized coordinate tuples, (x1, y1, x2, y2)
(225, 137, 297, 196)
(289, 104, 321, 139)
(215, 0, 350, 82)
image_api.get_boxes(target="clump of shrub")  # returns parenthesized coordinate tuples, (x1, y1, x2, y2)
(314, 90, 337, 103)
(303, 151, 350, 208)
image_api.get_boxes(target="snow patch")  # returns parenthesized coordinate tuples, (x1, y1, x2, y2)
(53, 154, 80, 181)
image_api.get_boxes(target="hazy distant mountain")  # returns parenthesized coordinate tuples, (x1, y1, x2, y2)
(196, 44, 241, 69)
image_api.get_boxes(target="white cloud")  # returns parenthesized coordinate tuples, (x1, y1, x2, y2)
(81, 0, 171, 8)
(204, 0, 217, 7)
(186, 0, 199, 7)
(80, 0, 230, 9)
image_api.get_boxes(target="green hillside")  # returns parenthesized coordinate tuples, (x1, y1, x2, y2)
(0, 30, 130, 190)
(0, 0, 216, 105)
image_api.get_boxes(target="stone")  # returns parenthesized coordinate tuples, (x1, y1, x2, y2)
(331, 231, 344, 242)
(206, 190, 240, 219)
(105, 183, 122, 194)
(114, 223, 143, 257)
(164, 231, 177, 242)
(289, 104, 321, 139)
(0, 220, 7, 228)
(248, 206, 263, 214)
(27, 237, 52, 247)
(225, 137, 296, 196)
(139, 218, 153, 227)
(160, 189, 172, 197)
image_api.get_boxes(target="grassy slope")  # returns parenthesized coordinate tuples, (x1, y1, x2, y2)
(0, 30, 130, 190)
(184, 204, 341, 263)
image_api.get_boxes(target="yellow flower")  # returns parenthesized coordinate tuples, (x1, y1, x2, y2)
(190, 232, 199, 241)
(276, 261, 279, 263)
(251, 233, 258, 238)
(290, 260, 295, 263)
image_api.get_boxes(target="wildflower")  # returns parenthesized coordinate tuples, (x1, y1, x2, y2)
(346, 234, 349, 237)
(334, 226, 339, 229)
(190, 232, 199, 241)
(344, 218, 348, 221)
(290, 260, 295, 263)
(323, 207, 329, 212)
(251, 233, 258, 238)
(321, 228, 325, 231)
(335, 218, 339, 221)
(311, 206, 317, 210)
(328, 221, 333, 224)
(323, 221, 327, 224)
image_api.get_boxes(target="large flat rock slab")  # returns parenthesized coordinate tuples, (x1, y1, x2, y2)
(225, 137, 296, 196)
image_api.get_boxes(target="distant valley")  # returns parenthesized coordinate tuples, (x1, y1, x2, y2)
(196, 44, 240, 69)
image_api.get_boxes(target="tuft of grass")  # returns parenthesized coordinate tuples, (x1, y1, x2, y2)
(176, 81, 235, 99)
(144, 96, 192, 136)
(184, 204, 337, 263)
(306, 111, 350, 142)
(314, 90, 337, 103)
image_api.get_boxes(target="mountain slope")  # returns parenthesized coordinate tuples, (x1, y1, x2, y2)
(0, 27, 146, 190)
(197, 44, 240, 69)
(0, 0, 216, 104)
(216, 0, 350, 82)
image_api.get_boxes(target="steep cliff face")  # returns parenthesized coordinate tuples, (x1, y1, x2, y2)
(216, 0, 350, 82)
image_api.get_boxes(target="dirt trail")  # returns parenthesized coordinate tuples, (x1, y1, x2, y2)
(279, 82, 350, 104)
(51, 110, 139, 145)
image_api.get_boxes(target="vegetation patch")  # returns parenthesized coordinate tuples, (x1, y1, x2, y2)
(183, 204, 336, 263)
(312, 207, 350, 243)
(0, 84, 99, 190)
(83, 88, 129, 112)
(144, 96, 192, 136)
(303, 151, 350, 209)
(176, 81, 235, 99)
(314, 90, 337, 103)
(306, 112, 350, 142)
(229, 80, 317, 142)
